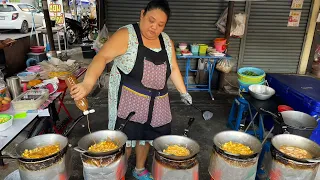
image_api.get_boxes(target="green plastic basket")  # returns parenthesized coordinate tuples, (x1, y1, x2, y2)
(238, 67, 266, 84)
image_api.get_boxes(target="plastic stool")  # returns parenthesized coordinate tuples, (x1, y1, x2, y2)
(227, 97, 249, 130)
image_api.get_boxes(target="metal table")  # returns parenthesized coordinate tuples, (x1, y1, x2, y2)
(37, 26, 67, 52)
(241, 92, 281, 139)
(0, 107, 38, 166)
(177, 54, 231, 100)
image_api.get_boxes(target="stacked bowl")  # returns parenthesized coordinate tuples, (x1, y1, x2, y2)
(237, 67, 266, 92)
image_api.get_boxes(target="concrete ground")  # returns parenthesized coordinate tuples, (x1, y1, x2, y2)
(0, 90, 234, 180)
(0, 50, 234, 179)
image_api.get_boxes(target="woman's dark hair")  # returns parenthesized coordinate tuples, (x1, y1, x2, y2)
(143, 0, 171, 20)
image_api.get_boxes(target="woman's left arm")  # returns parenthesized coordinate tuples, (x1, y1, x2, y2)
(169, 40, 187, 94)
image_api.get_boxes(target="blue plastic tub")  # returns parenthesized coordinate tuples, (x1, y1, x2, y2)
(266, 74, 320, 144)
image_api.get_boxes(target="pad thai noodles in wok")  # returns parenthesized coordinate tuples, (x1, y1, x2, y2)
(22, 144, 60, 159)
(221, 141, 254, 155)
(163, 145, 191, 157)
(88, 140, 119, 153)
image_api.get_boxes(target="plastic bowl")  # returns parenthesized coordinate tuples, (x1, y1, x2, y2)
(0, 103, 11, 112)
(0, 114, 13, 131)
(179, 45, 187, 51)
(238, 67, 266, 84)
(17, 72, 37, 82)
(30, 46, 45, 53)
(249, 85, 275, 100)
(26, 65, 42, 73)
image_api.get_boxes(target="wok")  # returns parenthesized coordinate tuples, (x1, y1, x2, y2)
(153, 118, 200, 161)
(260, 109, 317, 138)
(153, 135, 200, 161)
(213, 130, 262, 159)
(73, 112, 134, 156)
(0, 134, 68, 162)
(271, 134, 320, 163)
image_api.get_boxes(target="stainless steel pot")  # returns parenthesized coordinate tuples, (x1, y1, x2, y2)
(213, 131, 262, 159)
(271, 134, 320, 163)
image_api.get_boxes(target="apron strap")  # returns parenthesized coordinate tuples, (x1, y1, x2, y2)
(133, 23, 143, 45)
(159, 33, 166, 50)
(133, 23, 166, 50)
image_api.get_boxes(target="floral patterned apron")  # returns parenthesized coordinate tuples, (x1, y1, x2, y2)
(117, 23, 172, 134)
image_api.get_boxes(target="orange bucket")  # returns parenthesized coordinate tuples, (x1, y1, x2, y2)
(214, 38, 227, 53)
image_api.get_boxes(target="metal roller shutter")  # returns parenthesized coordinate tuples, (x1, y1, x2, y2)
(241, 0, 312, 73)
(106, 0, 245, 72)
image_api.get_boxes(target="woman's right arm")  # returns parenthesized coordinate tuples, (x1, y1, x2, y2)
(71, 28, 129, 100)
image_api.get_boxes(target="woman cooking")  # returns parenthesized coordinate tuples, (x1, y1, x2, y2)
(70, 0, 192, 179)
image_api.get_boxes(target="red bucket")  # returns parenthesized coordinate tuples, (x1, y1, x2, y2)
(30, 46, 45, 53)
(214, 38, 227, 53)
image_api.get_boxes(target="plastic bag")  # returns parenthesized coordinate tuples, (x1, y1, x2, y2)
(216, 58, 234, 73)
(216, 8, 246, 38)
(93, 24, 109, 52)
(314, 45, 320, 61)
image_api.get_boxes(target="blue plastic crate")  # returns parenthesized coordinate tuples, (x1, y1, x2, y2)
(266, 74, 320, 144)
(266, 74, 320, 115)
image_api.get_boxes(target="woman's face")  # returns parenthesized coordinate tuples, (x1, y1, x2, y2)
(139, 9, 168, 40)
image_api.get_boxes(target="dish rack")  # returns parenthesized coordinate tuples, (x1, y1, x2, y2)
(12, 89, 49, 111)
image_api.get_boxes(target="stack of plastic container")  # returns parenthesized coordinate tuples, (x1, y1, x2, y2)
(237, 67, 266, 93)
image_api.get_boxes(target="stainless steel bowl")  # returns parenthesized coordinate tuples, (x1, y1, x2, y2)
(153, 135, 200, 160)
(213, 130, 262, 156)
(249, 84, 275, 100)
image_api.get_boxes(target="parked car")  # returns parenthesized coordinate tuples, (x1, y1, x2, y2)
(0, 3, 44, 33)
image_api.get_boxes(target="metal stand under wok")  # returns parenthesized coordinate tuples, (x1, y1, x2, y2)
(240, 92, 283, 177)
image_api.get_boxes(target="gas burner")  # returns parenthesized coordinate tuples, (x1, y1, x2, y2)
(155, 151, 198, 170)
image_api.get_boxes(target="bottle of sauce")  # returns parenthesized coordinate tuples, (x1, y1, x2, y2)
(65, 75, 93, 115)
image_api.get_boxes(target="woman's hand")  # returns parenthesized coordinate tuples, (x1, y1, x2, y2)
(180, 92, 192, 105)
(2, 38, 15, 47)
(70, 82, 91, 101)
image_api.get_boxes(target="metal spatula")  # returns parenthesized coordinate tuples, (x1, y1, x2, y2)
(190, 104, 213, 121)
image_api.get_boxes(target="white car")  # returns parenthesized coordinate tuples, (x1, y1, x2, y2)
(0, 3, 44, 33)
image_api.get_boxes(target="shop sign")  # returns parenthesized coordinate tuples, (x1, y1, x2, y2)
(291, 0, 304, 9)
(47, 0, 65, 26)
(287, 10, 301, 27)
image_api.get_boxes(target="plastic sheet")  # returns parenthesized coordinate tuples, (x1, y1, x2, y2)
(81, 153, 127, 180)
(208, 150, 258, 180)
(269, 156, 319, 180)
(93, 24, 109, 52)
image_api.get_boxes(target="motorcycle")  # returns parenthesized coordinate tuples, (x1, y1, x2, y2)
(65, 15, 98, 45)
